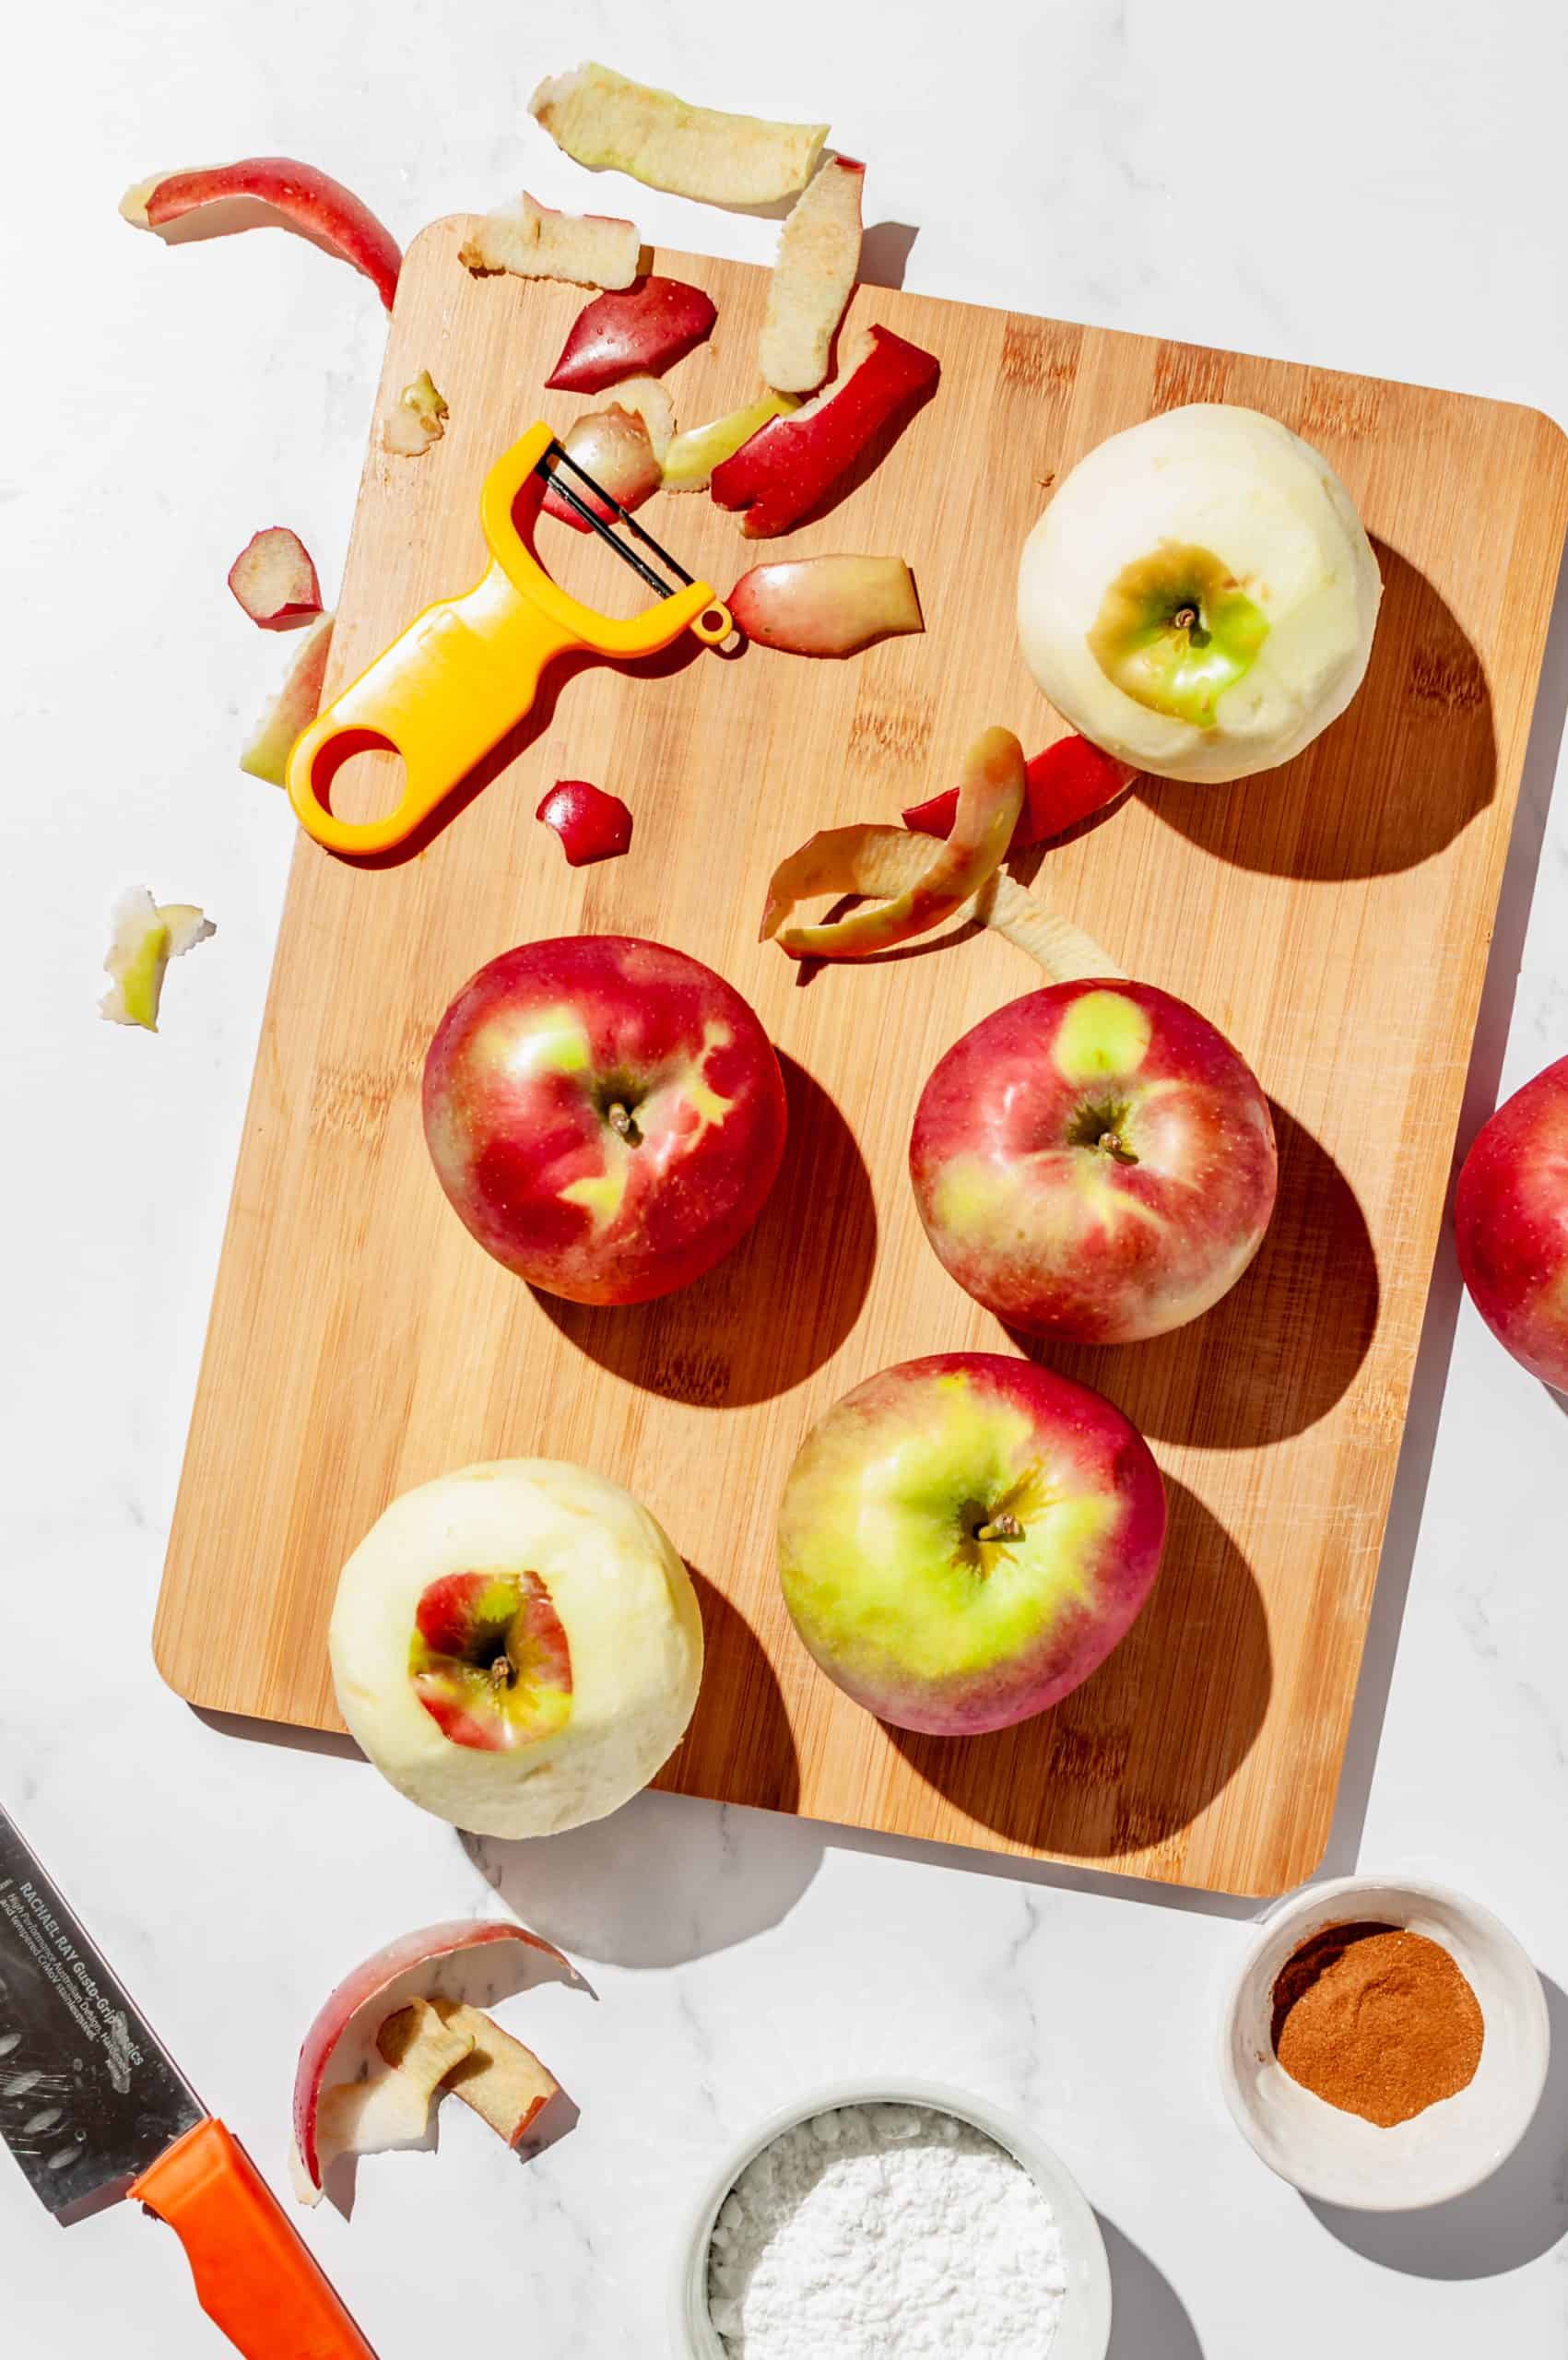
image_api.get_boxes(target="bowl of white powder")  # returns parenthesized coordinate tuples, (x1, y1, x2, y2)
(669, 2079, 1112, 2359)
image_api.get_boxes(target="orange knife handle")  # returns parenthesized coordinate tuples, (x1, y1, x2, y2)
(130, 2118, 377, 2360)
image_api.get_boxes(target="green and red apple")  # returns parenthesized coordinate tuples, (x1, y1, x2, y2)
(1018, 403, 1382, 782)
(329, 1459, 703, 1838)
(422, 934, 787, 1305)
(779, 1353, 1166, 1735)
(1455, 1053, 1568, 1390)
(911, 979, 1277, 1344)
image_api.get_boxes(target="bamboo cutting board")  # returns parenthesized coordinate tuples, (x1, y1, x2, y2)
(156, 221, 1568, 1894)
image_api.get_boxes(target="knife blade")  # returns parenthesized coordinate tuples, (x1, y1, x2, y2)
(0, 1807, 377, 2359)
(0, 1806, 204, 2222)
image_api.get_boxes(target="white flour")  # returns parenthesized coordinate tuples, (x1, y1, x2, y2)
(706, 2102, 1067, 2358)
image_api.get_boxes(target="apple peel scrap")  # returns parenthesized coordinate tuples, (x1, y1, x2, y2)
(663, 393, 798, 492)
(459, 192, 640, 289)
(118, 158, 401, 309)
(537, 779, 633, 865)
(228, 527, 322, 630)
(100, 890, 215, 1030)
(730, 556, 922, 656)
(240, 612, 334, 787)
(396, 2000, 561, 2148)
(711, 324, 940, 538)
(291, 1918, 572, 2200)
(547, 277, 716, 394)
(542, 401, 663, 529)
(529, 60, 827, 206)
(760, 157, 865, 395)
(297, 1999, 476, 2201)
(760, 726, 1025, 960)
(383, 371, 448, 458)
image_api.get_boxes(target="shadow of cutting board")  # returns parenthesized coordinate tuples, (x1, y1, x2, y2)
(155, 219, 1568, 1894)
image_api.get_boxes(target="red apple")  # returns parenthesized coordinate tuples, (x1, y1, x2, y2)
(546, 276, 717, 393)
(911, 980, 1277, 1343)
(119, 158, 401, 308)
(422, 935, 787, 1304)
(710, 324, 940, 537)
(1454, 1054, 1568, 1389)
(779, 1352, 1166, 1734)
(291, 1919, 571, 2198)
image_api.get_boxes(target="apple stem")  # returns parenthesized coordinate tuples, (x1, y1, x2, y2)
(489, 1656, 515, 1693)
(975, 1514, 1023, 1543)
(1173, 605, 1197, 631)
(1098, 1132, 1138, 1166)
(607, 1101, 637, 1142)
(981, 872, 1125, 985)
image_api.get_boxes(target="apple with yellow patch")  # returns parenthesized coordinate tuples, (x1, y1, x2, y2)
(911, 980, 1277, 1343)
(423, 935, 786, 1305)
(779, 1353, 1166, 1733)
(330, 1460, 703, 1837)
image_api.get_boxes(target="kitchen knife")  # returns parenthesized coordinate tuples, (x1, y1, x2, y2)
(0, 1805, 376, 2358)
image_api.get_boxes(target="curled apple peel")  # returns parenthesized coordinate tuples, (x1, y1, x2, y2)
(761, 726, 1025, 959)
(227, 528, 322, 631)
(296, 1998, 476, 2203)
(903, 735, 1136, 849)
(547, 277, 717, 394)
(730, 556, 922, 656)
(291, 1919, 574, 2199)
(119, 158, 401, 309)
(459, 192, 640, 289)
(529, 61, 828, 206)
(760, 157, 865, 395)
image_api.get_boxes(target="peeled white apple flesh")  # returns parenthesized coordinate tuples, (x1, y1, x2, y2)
(1017, 403, 1382, 784)
(458, 192, 641, 289)
(328, 1460, 703, 1838)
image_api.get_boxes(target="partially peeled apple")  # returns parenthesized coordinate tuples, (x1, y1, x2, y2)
(1018, 403, 1381, 783)
(329, 1460, 702, 1839)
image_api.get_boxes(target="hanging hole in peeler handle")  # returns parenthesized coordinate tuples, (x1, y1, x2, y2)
(290, 726, 422, 857)
(693, 602, 734, 646)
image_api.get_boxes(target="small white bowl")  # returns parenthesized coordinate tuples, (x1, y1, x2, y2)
(1219, 1873, 1549, 2210)
(669, 2076, 1112, 2358)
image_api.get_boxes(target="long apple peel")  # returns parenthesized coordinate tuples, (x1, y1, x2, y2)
(119, 158, 401, 309)
(760, 726, 1024, 959)
(292, 1918, 574, 2197)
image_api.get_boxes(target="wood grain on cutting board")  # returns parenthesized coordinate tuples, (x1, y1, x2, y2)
(155, 220, 1568, 1894)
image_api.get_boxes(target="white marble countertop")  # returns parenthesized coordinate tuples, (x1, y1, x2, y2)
(5, 2, 1567, 2351)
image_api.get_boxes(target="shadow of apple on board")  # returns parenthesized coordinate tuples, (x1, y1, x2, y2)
(463, 1571, 811, 1969)
(535, 1053, 877, 1409)
(1017, 1099, 1380, 1450)
(1137, 541, 1495, 883)
(887, 1479, 1271, 1860)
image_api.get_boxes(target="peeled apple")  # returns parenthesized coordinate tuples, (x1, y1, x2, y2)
(1017, 403, 1382, 784)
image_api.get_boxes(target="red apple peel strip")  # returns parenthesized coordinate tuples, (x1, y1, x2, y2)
(297, 1999, 476, 2203)
(227, 527, 322, 630)
(119, 159, 401, 309)
(541, 404, 661, 529)
(760, 156, 865, 394)
(760, 726, 1025, 959)
(712, 324, 940, 539)
(547, 276, 717, 394)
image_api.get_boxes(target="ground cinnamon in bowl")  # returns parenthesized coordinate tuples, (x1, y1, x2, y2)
(1271, 1921, 1485, 2128)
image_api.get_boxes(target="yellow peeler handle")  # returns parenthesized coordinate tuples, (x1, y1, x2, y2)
(287, 421, 730, 858)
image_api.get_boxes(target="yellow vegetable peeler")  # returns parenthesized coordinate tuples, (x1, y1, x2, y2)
(287, 419, 732, 857)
